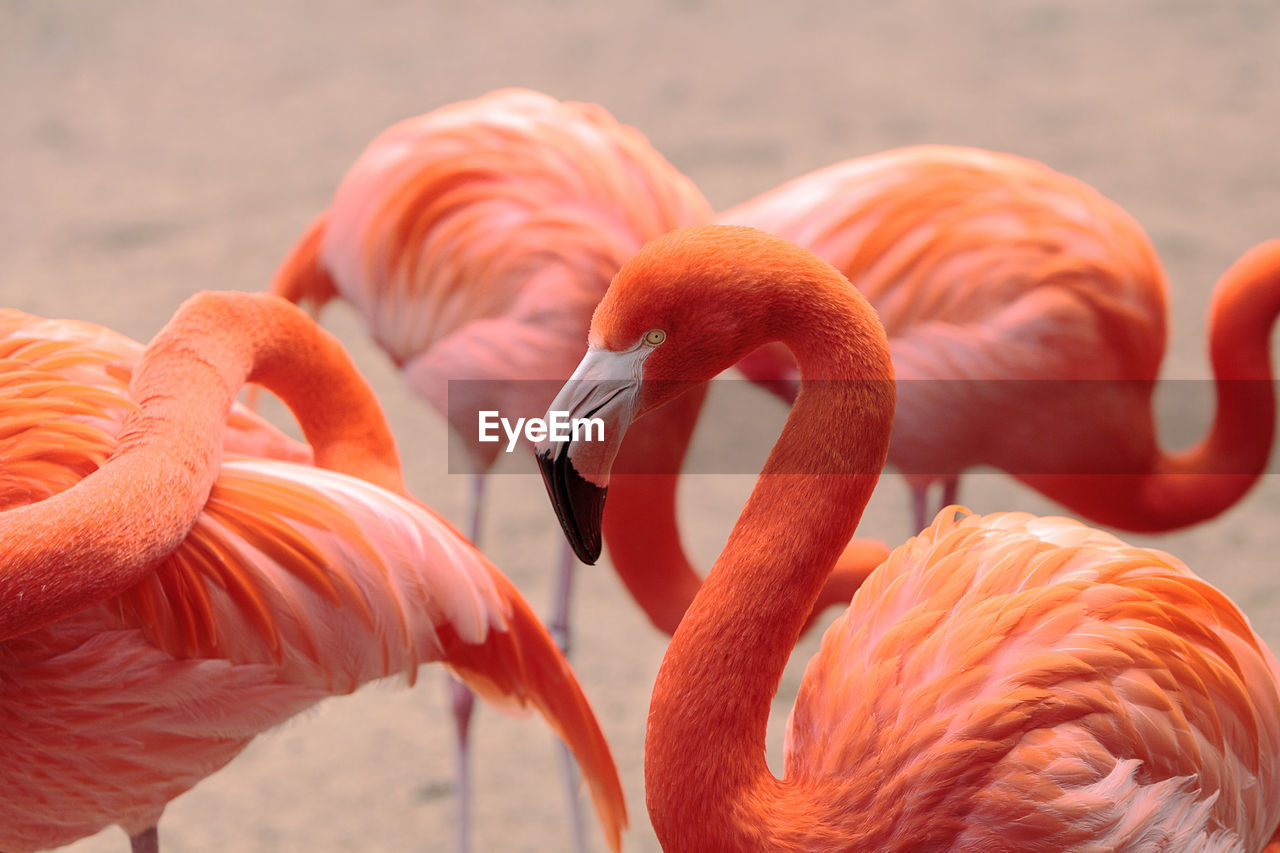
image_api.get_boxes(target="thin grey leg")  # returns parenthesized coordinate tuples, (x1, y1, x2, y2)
(549, 540, 588, 853)
(446, 472, 487, 853)
(447, 675, 476, 853)
(129, 827, 158, 853)
(940, 477, 959, 511)
(910, 483, 930, 533)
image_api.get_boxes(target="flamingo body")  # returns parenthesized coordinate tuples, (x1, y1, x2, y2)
(720, 146, 1280, 531)
(267, 89, 714, 852)
(786, 508, 1280, 852)
(274, 87, 712, 471)
(0, 300, 625, 852)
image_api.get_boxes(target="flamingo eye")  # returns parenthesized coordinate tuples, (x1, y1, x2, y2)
(643, 329, 667, 346)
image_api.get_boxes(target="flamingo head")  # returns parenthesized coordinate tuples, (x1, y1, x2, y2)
(536, 224, 836, 563)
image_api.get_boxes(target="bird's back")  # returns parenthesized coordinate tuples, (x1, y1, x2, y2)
(318, 88, 713, 366)
(784, 507, 1280, 852)
(720, 145, 1168, 381)
(719, 148, 1176, 484)
(0, 455, 588, 850)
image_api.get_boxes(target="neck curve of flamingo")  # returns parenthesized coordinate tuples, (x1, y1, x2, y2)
(536, 225, 896, 848)
(1022, 240, 1280, 531)
(604, 402, 890, 635)
(0, 291, 402, 641)
(639, 235, 895, 848)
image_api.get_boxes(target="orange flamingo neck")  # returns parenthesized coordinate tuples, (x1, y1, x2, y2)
(643, 271, 894, 850)
(0, 291, 401, 641)
(602, 384, 709, 635)
(604, 351, 888, 638)
(605, 409, 890, 637)
(1024, 241, 1280, 531)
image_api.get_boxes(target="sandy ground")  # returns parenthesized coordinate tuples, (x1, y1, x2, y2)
(3, 1, 1279, 850)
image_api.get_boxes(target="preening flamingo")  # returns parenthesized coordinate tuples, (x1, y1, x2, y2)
(537, 225, 1280, 851)
(0, 293, 625, 853)
(719, 145, 1280, 532)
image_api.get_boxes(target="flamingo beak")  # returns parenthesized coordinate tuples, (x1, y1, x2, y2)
(535, 345, 650, 564)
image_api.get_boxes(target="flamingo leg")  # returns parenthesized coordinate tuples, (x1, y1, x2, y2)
(446, 676, 476, 853)
(467, 470, 485, 548)
(443, 471, 487, 853)
(940, 477, 960, 513)
(548, 539, 589, 853)
(910, 484, 930, 533)
(911, 477, 961, 533)
(129, 826, 158, 853)
(451, 474, 590, 852)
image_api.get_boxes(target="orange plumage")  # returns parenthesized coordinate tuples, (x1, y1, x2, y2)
(269, 87, 712, 471)
(0, 294, 625, 852)
(720, 146, 1280, 531)
(787, 508, 1280, 851)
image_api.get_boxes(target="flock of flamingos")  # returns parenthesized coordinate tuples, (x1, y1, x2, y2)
(4, 86, 1280, 852)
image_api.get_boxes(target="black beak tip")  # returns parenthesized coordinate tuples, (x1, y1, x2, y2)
(536, 446, 606, 565)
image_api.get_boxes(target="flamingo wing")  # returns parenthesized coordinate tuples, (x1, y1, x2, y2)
(719, 146, 1166, 366)
(719, 146, 1179, 491)
(268, 90, 711, 471)
(785, 508, 1280, 851)
(111, 458, 626, 848)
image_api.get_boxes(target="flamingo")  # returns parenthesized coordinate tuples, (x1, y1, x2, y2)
(536, 225, 1280, 851)
(264, 85, 719, 851)
(718, 145, 1280, 532)
(0, 292, 626, 853)
(267, 88, 889, 647)
(268, 87, 712, 481)
(264, 83, 727, 845)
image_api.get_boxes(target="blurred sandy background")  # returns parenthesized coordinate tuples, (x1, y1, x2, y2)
(2, 1, 1278, 850)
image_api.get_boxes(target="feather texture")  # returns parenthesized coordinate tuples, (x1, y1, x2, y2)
(0, 302, 625, 852)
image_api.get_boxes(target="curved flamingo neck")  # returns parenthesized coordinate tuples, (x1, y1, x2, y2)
(1026, 241, 1280, 531)
(605, 374, 889, 637)
(603, 384, 709, 635)
(0, 291, 402, 641)
(605, 453, 889, 637)
(644, 279, 894, 850)
(1158, 241, 1280, 506)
